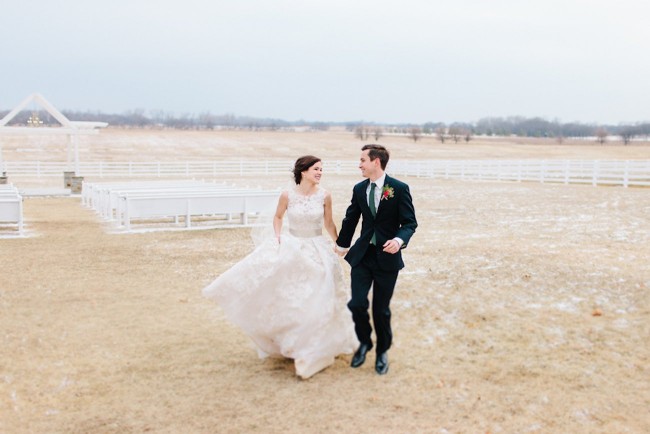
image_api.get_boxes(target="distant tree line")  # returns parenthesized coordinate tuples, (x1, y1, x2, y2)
(470, 116, 650, 141)
(0, 109, 330, 132)
(422, 117, 649, 144)
(1, 108, 648, 144)
(345, 117, 650, 144)
(60, 109, 333, 131)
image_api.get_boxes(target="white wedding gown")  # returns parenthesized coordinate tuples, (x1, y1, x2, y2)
(202, 187, 357, 379)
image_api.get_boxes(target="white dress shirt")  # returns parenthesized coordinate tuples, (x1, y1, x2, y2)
(366, 173, 386, 214)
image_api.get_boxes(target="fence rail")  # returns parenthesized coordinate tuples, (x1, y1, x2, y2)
(388, 159, 650, 188)
(3, 159, 650, 187)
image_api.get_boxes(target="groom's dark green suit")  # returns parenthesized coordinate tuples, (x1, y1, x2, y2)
(336, 175, 417, 356)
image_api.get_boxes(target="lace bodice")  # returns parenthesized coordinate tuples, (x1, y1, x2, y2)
(287, 187, 325, 237)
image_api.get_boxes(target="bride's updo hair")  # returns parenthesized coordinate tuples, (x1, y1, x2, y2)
(293, 155, 321, 184)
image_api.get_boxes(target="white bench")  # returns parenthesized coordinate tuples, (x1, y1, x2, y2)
(82, 180, 237, 220)
(113, 187, 265, 224)
(120, 190, 279, 231)
(0, 185, 24, 236)
(82, 180, 216, 209)
(103, 184, 239, 220)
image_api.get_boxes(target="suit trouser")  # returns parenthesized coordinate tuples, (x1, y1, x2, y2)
(348, 245, 399, 354)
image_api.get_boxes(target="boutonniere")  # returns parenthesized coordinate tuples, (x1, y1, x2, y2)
(381, 184, 395, 201)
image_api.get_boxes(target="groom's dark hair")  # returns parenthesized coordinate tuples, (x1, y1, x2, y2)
(293, 155, 321, 184)
(362, 144, 389, 170)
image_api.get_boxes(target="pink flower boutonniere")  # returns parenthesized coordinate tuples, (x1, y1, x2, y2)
(381, 184, 395, 201)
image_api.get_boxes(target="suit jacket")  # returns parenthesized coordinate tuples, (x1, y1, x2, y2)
(337, 175, 417, 271)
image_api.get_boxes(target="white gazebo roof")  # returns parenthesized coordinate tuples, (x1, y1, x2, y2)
(0, 93, 108, 174)
(0, 93, 108, 135)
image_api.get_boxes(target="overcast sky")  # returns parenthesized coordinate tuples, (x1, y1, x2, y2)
(2, 0, 649, 124)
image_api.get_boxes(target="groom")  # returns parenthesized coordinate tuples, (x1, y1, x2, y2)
(336, 144, 417, 375)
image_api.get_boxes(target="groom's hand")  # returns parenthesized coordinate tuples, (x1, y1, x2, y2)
(382, 239, 401, 254)
(334, 244, 348, 256)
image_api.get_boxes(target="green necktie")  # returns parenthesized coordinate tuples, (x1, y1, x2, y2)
(369, 182, 377, 244)
(369, 182, 377, 217)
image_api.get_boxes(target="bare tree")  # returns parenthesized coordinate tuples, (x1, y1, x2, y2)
(373, 127, 383, 141)
(464, 130, 473, 142)
(448, 126, 462, 143)
(619, 127, 635, 145)
(354, 125, 369, 140)
(198, 111, 216, 130)
(637, 122, 650, 140)
(595, 128, 608, 144)
(408, 127, 422, 142)
(434, 127, 446, 143)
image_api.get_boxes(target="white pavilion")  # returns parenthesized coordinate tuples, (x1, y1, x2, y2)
(0, 93, 108, 185)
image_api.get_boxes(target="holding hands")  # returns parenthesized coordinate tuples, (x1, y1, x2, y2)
(334, 245, 347, 256)
(333, 238, 401, 256)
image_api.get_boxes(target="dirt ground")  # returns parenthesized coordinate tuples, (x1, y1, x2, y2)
(1, 129, 649, 433)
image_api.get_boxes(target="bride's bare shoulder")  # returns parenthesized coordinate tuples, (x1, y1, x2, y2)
(278, 190, 290, 202)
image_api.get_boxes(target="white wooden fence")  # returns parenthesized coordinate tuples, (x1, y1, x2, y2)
(3, 161, 302, 178)
(388, 159, 650, 188)
(3, 159, 650, 187)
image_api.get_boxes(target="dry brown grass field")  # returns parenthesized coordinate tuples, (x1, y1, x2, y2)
(1, 129, 649, 433)
(3, 127, 650, 164)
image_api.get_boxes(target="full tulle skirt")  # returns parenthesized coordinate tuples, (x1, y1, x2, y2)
(202, 233, 357, 379)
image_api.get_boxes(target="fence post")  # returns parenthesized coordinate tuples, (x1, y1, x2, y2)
(623, 160, 629, 188)
(563, 160, 569, 184)
(185, 199, 191, 228)
(592, 160, 599, 186)
(18, 199, 24, 235)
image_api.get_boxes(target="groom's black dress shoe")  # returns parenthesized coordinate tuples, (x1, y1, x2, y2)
(351, 343, 372, 368)
(375, 352, 389, 375)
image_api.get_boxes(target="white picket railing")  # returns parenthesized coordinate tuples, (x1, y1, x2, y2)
(3, 159, 650, 187)
(389, 159, 650, 188)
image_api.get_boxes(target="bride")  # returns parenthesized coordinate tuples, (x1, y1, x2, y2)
(202, 155, 357, 379)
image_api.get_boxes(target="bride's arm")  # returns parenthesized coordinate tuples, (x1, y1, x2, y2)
(323, 191, 339, 243)
(273, 191, 289, 243)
